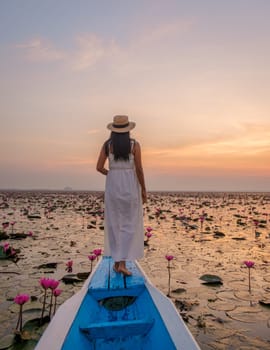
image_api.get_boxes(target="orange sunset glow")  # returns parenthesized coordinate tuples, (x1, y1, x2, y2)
(0, 1, 269, 191)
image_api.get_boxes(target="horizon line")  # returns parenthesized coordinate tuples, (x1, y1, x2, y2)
(0, 188, 269, 194)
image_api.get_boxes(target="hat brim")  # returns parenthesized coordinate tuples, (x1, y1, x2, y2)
(107, 121, 136, 133)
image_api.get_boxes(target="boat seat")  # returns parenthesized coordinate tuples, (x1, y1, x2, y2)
(88, 257, 145, 300)
(80, 317, 154, 340)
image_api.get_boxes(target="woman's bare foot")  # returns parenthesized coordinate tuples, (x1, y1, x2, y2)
(118, 262, 132, 276)
(113, 262, 120, 273)
(118, 267, 132, 276)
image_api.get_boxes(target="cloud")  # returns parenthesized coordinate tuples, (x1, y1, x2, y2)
(16, 38, 65, 62)
(71, 34, 105, 70)
(14, 17, 194, 72)
(134, 19, 195, 47)
(15, 34, 120, 71)
(71, 34, 118, 71)
(105, 18, 196, 75)
(87, 129, 100, 135)
(151, 121, 270, 155)
(143, 122, 270, 173)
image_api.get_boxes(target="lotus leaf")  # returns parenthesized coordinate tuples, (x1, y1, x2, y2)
(200, 274, 223, 285)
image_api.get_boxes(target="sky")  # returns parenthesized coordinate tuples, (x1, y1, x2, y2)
(0, 0, 270, 192)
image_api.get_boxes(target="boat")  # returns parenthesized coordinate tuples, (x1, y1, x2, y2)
(35, 256, 201, 350)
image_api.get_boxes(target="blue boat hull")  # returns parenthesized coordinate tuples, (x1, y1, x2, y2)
(35, 257, 200, 350)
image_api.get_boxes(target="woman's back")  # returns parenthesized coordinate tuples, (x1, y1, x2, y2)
(108, 139, 135, 170)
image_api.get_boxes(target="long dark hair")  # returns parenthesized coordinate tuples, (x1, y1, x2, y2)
(105, 132, 131, 161)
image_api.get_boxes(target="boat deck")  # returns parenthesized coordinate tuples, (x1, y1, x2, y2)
(61, 257, 180, 349)
(36, 256, 201, 350)
(89, 256, 145, 299)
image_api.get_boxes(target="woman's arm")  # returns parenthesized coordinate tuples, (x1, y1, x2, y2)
(133, 141, 147, 203)
(96, 144, 109, 175)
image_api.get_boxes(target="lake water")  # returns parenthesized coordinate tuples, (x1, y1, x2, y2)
(0, 190, 270, 349)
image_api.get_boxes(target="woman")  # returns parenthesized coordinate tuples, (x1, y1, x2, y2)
(96, 115, 147, 276)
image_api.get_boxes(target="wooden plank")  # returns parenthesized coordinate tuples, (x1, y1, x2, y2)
(109, 262, 125, 290)
(89, 258, 145, 290)
(80, 318, 154, 339)
(125, 261, 145, 290)
(89, 257, 145, 299)
(88, 256, 111, 292)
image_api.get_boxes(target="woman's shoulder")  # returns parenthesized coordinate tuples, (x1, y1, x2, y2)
(131, 139, 141, 146)
(130, 138, 138, 146)
(103, 138, 111, 145)
(130, 138, 139, 145)
(130, 138, 140, 154)
(103, 138, 111, 155)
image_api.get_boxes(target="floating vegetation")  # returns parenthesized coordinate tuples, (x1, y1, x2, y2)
(0, 190, 270, 350)
(259, 299, 270, 307)
(200, 274, 223, 285)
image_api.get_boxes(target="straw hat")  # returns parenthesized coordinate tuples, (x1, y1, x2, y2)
(107, 115, 136, 133)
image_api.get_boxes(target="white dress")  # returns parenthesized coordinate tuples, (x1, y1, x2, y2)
(104, 142, 144, 261)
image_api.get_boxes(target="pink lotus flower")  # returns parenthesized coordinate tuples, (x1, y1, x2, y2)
(165, 255, 174, 261)
(10, 248, 17, 256)
(244, 260, 255, 268)
(52, 289, 63, 316)
(3, 242, 10, 253)
(39, 278, 60, 319)
(66, 260, 73, 272)
(10, 221, 16, 233)
(40, 278, 53, 322)
(253, 220, 259, 227)
(93, 248, 102, 256)
(146, 232, 152, 238)
(88, 254, 97, 261)
(49, 279, 59, 290)
(146, 226, 153, 232)
(40, 277, 52, 290)
(1, 243, 17, 258)
(14, 293, 30, 305)
(88, 254, 97, 273)
(165, 254, 174, 297)
(243, 260, 255, 293)
(66, 260, 73, 267)
(2, 222, 9, 230)
(28, 231, 33, 237)
(14, 293, 30, 332)
(92, 248, 102, 262)
(199, 215, 205, 222)
(53, 289, 62, 297)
